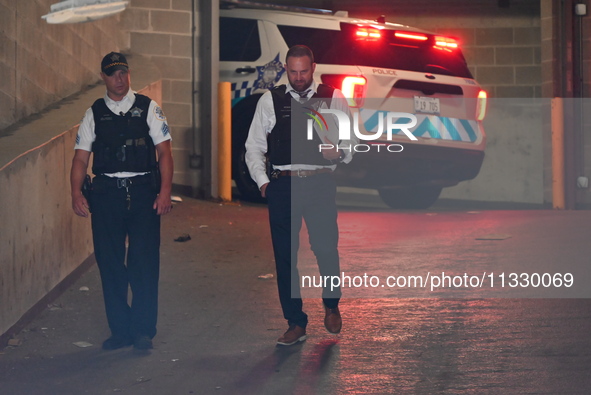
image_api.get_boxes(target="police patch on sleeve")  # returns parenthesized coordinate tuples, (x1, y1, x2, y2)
(154, 106, 167, 121)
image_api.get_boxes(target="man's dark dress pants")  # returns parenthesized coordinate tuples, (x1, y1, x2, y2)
(91, 178, 160, 340)
(266, 172, 341, 329)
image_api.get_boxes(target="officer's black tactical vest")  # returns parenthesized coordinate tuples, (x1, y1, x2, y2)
(268, 84, 335, 166)
(91, 94, 157, 175)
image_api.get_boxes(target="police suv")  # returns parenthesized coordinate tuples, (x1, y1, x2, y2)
(220, 1, 487, 209)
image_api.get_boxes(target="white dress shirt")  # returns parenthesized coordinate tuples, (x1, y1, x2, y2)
(245, 81, 356, 189)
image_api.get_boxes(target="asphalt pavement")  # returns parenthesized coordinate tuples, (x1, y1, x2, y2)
(1, 194, 591, 394)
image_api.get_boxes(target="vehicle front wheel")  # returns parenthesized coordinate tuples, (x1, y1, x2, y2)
(377, 186, 442, 209)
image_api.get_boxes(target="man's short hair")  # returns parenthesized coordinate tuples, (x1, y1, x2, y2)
(286, 45, 314, 63)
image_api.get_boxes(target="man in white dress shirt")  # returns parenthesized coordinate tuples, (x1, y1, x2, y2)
(246, 45, 356, 346)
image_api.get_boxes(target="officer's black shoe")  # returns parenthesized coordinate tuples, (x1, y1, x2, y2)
(102, 335, 133, 350)
(133, 335, 153, 350)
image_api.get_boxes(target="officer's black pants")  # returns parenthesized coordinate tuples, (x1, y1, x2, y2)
(266, 172, 341, 329)
(91, 180, 160, 340)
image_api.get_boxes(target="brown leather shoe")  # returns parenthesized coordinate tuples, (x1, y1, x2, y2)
(276, 324, 307, 346)
(324, 306, 342, 334)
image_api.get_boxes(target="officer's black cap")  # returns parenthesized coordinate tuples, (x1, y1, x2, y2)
(101, 52, 129, 76)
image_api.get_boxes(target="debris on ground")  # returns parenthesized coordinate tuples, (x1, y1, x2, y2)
(73, 341, 93, 348)
(174, 234, 191, 242)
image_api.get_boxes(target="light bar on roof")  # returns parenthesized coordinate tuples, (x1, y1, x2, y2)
(434, 36, 459, 49)
(356, 27, 381, 40)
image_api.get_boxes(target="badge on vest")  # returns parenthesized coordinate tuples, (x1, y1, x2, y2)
(130, 107, 143, 117)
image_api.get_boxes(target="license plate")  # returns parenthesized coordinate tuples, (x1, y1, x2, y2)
(414, 96, 440, 114)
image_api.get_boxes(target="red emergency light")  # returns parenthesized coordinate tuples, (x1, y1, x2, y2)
(434, 36, 458, 48)
(394, 31, 460, 51)
(394, 32, 428, 41)
(355, 27, 381, 41)
(434, 36, 459, 50)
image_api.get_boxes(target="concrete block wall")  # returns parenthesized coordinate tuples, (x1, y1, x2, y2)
(443, 99, 546, 204)
(124, 0, 196, 189)
(0, 0, 125, 130)
(469, 26, 541, 98)
(0, 128, 94, 339)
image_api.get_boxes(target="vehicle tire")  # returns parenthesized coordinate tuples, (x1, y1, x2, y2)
(377, 186, 442, 209)
(231, 94, 266, 202)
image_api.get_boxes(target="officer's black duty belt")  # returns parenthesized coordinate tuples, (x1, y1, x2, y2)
(94, 174, 152, 188)
(271, 168, 333, 179)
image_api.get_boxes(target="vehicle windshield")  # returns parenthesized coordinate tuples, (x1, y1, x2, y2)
(278, 23, 473, 78)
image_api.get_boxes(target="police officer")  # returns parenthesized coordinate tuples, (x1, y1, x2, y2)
(245, 45, 356, 346)
(70, 52, 173, 350)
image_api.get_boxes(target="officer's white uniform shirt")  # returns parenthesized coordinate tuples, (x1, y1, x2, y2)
(245, 81, 356, 190)
(75, 88, 171, 178)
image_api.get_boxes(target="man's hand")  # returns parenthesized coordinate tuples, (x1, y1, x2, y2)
(261, 182, 269, 198)
(70, 149, 91, 218)
(153, 194, 173, 215)
(72, 192, 90, 218)
(321, 137, 340, 161)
